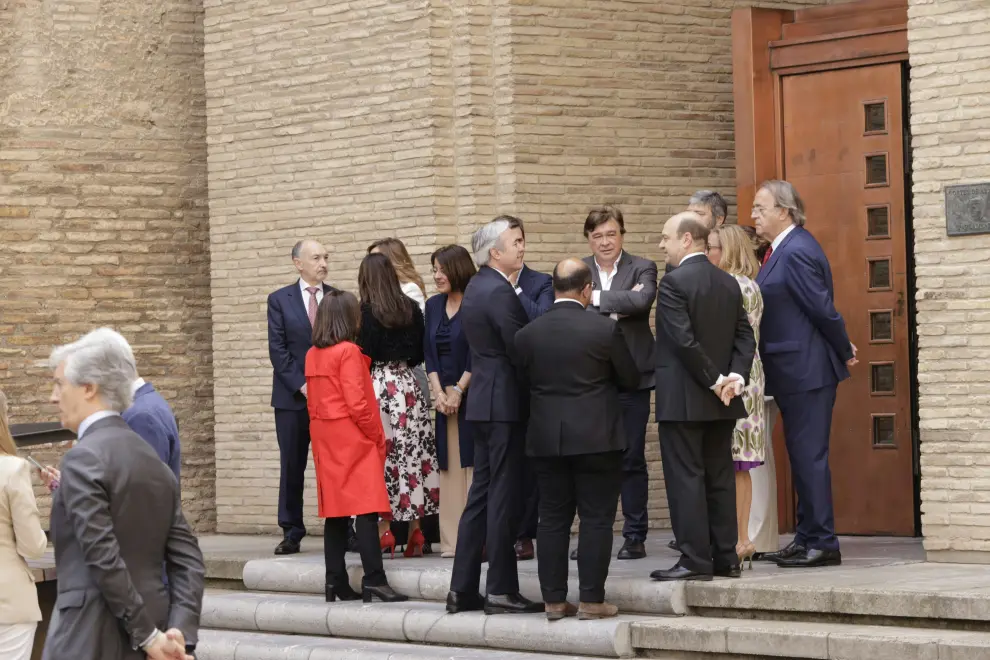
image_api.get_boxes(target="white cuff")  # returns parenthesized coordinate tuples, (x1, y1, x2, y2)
(592, 290, 601, 307)
(138, 629, 161, 651)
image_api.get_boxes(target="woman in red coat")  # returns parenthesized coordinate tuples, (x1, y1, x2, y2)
(307, 290, 407, 604)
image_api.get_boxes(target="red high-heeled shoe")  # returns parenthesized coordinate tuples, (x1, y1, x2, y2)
(380, 530, 396, 560)
(404, 528, 426, 558)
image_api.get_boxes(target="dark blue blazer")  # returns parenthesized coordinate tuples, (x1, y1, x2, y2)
(460, 266, 530, 422)
(268, 280, 334, 410)
(756, 226, 852, 396)
(424, 294, 474, 470)
(122, 382, 181, 481)
(516, 264, 553, 320)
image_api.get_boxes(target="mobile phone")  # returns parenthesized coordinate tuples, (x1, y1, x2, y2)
(26, 456, 45, 472)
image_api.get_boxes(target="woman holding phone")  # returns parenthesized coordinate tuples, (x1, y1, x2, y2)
(0, 390, 49, 660)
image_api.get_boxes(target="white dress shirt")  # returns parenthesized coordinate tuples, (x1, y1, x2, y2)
(299, 278, 324, 317)
(492, 266, 523, 295)
(77, 410, 120, 440)
(591, 251, 623, 319)
(771, 223, 797, 252)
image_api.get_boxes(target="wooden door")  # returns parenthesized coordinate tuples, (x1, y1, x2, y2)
(780, 63, 914, 535)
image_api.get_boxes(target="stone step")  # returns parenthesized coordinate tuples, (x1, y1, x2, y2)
(630, 615, 990, 659)
(240, 557, 687, 616)
(201, 590, 655, 658)
(196, 629, 617, 660)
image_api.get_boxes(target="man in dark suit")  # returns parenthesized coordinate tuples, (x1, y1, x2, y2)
(754, 180, 856, 568)
(446, 217, 542, 616)
(577, 206, 657, 561)
(515, 259, 640, 621)
(267, 239, 334, 556)
(651, 212, 756, 582)
(123, 376, 181, 482)
(500, 216, 553, 561)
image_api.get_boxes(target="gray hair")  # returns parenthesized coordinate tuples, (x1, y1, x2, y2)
(471, 218, 512, 268)
(291, 240, 306, 259)
(49, 328, 138, 413)
(688, 190, 728, 226)
(759, 180, 806, 226)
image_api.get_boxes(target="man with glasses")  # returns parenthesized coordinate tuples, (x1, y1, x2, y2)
(576, 206, 658, 561)
(752, 180, 857, 569)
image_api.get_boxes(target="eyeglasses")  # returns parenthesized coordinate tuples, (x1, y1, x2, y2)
(751, 204, 779, 216)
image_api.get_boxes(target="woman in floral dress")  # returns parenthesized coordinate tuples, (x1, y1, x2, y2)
(357, 253, 440, 558)
(707, 225, 765, 567)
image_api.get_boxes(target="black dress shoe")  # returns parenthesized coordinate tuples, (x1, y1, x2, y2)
(274, 539, 300, 556)
(326, 584, 361, 602)
(515, 538, 535, 561)
(775, 548, 841, 568)
(714, 565, 741, 578)
(666, 539, 679, 551)
(569, 548, 579, 560)
(761, 540, 805, 562)
(446, 591, 485, 614)
(617, 540, 646, 560)
(650, 564, 713, 582)
(484, 592, 544, 615)
(363, 584, 409, 603)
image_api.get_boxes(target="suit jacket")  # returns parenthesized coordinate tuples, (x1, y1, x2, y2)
(756, 226, 852, 396)
(654, 255, 756, 422)
(516, 264, 553, 320)
(121, 382, 181, 481)
(268, 280, 335, 410)
(583, 252, 658, 390)
(460, 266, 530, 423)
(44, 416, 205, 660)
(0, 456, 47, 624)
(424, 294, 474, 469)
(516, 301, 640, 457)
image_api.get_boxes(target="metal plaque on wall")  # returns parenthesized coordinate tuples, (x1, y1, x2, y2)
(945, 182, 990, 236)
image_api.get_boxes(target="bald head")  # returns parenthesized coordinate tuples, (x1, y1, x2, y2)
(552, 258, 593, 307)
(292, 239, 329, 286)
(660, 211, 710, 267)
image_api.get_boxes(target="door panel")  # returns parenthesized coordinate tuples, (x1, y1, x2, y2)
(781, 63, 913, 535)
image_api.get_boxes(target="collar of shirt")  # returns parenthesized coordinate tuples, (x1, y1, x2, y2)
(299, 278, 324, 296)
(131, 377, 147, 396)
(77, 410, 121, 440)
(554, 297, 585, 307)
(679, 251, 706, 266)
(594, 251, 623, 274)
(771, 223, 798, 251)
(491, 265, 518, 286)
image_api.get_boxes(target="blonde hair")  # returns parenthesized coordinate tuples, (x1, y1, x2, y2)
(0, 390, 17, 456)
(367, 238, 426, 299)
(713, 225, 759, 280)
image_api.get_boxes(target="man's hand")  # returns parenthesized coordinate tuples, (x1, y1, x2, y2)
(847, 342, 858, 368)
(144, 631, 193, 660)
(39, 466, 60, 492)
(300, 384, 308, 398)
(714, 375, 744, 406)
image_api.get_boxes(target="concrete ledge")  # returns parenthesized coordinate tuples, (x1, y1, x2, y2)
(630, 616, 990, 659)
(202, 591, 655, 658)
(196, 629, 622, 660)
(240, 558, 688, 616)
(686, 562, 990, 622)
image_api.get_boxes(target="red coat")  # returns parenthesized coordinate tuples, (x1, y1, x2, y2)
(305, 341, 390, 519)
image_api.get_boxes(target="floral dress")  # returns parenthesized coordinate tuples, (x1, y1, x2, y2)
(732, 274, 766, 470)
(358, 303, 441, 521)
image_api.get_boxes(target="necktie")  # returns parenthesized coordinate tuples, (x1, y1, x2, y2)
(306, 287, 319, 326)
(762, 245, 773, 266)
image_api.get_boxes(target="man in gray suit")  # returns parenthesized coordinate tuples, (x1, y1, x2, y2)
(42, 328, 204, 660)
(578, 206, 658, 561)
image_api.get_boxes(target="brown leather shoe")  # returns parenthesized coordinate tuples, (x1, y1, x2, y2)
(578, 601, 619, 620)
(545, 601, 578, 621)
(514, 538, 535, 561)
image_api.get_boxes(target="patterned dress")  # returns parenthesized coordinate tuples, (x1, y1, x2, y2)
(732, 274, 767, 471)
(358, 303, 441, 521)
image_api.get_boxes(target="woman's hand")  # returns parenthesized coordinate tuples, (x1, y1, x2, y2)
(434, 390, 451, 415)
(445, 387, 463, 414)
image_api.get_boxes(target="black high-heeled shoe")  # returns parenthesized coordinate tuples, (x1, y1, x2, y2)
(362, 584, 409, 603)
(326, 584, 361, 603)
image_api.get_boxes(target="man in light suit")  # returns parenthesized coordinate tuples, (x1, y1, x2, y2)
(577, 206, 658, 561)
(446, 217, 542, 616)
(43, 328, 204, 660)
(267, 239, 334, 555)
(754, 180, 857, 569)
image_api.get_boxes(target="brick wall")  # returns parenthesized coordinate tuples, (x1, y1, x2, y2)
(0, 0, 214, 529)
(909, 0, 990, 562)
(205, 0, 829, 534)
